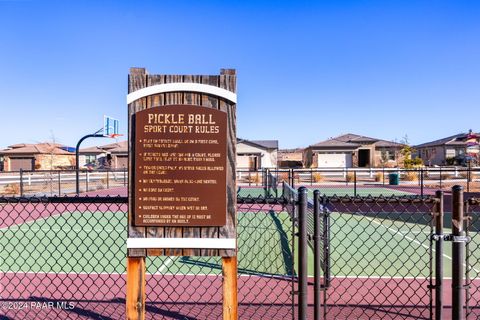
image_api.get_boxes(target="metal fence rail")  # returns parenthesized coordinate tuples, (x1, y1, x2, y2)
(1, 167, 479, 197)
(0, 195, 295, 320)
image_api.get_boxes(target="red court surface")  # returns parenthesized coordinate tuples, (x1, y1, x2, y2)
(0, 273, 293, 319)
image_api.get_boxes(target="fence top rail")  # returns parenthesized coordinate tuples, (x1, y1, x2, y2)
(321, 194, 438, 204)
(0, 195, 128, 204)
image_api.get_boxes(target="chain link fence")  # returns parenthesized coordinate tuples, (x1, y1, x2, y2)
(0, 195, 295, 319)
(466, 197, 480, 319)
(3, 184, 480, 319)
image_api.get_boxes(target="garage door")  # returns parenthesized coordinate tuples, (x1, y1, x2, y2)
(10, 157, 34, 171)
(317, 152, 352, 168)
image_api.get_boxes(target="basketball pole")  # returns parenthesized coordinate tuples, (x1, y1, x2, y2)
(75, 133, 104, 194)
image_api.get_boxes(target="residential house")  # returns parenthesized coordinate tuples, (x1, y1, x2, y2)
(415, 131, 480, 166)
(79, 141, 128, 169)
(304, 133, 405, 168)
(278, 148, 304, 168)
(0, 143, 75, 171)
(236, 139, 278, 170)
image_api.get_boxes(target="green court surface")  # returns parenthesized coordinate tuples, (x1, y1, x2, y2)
(2, 208, 479, 279)
(0, 210, 294, 277)
(238, 186, 416, 198)
(312, 187, 415, 197)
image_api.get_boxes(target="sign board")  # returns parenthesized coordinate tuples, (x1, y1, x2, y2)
(127, 68, 237, 258)
(126, 68, 238, 320)
(134, 105, 227, 226)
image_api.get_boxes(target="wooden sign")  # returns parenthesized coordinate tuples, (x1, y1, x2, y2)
(126, 68, 238, 320)
(134, 105, 227, 226)
(127, 68, 237, 258)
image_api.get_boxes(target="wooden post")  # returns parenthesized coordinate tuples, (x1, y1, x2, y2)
(126, 257, 146, 320)
(223, 256, 238, 320)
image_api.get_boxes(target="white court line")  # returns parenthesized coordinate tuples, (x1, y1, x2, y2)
(360, 214, 480, 275)
(158, 257, 175, 273)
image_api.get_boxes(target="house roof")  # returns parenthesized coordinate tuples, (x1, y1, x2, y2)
(415, 132, 477, 148)
(79, 146, 104, 153)
(0, 143, 74, 155)
(238, 139, 278, 150)
(310, 133, 404, 149)
(79, 141, 128, 154)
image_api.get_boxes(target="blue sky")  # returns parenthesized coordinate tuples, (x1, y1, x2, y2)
(0, 0, 479, 149)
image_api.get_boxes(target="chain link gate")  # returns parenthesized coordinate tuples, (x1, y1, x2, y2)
(295, 191, 439, 320)
(465, 196, 480, 319)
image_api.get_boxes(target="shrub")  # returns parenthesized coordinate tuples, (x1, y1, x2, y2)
(346, 172, 355, 182)
(440, 173, 451, 180)
(375, 172, 384, 182)
(4, 183, 20, 195)
(403, 172, 418, 181)
(446, 157, 456, 166)
(312, 172, 323, 182)
(247, 173, 261, 184)
(403, 158, 423, 169)
(278, 172, 290, 182)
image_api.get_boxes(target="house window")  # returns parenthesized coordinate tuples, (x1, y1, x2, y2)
(381, 150, 396, 161)
(85, 155, 96, 164)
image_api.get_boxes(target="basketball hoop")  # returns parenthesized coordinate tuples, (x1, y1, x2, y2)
(108, 133, 123, 141)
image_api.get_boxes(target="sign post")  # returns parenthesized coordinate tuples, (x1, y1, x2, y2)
(126, 68, 237, 320)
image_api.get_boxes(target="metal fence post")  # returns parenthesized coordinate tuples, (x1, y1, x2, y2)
(382, 167, 385, 185)
(291, 169, 295, 189)
(354, 171, 357, 197)
(313, 190, 320, 320)
(435, 190, 444, 320)
(19, 169, 23, 197)
(452, 185, 465, 320)
(298, 186, 308, 320)
(421, 168, 424, 197)
(58, 171, 61, 196)
(439, 167, 443, 189)
(467, 162, 471, 192)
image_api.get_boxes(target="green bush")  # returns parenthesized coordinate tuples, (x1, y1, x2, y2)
(403, 158, 423, 169)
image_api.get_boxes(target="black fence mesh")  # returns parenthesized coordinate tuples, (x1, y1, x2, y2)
(466, 197, 480, 319)
(321, 195, 437, 319)
(0, 196, 294, 320)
